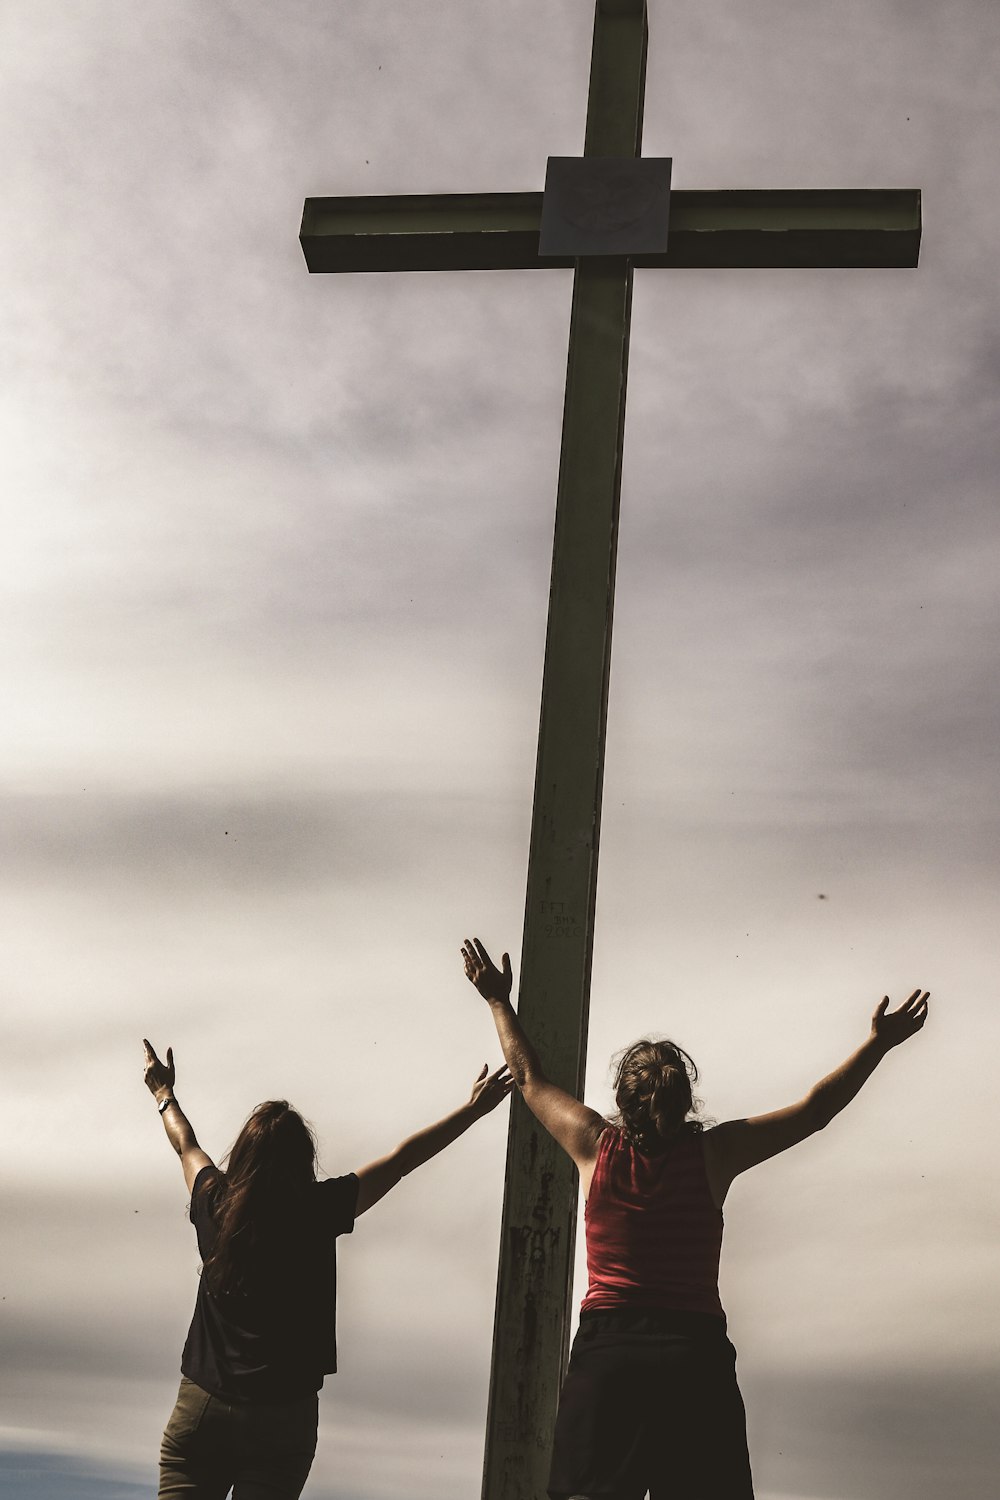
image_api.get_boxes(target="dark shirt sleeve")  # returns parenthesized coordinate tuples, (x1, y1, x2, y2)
(189, 1166, 222, 1261)
(319, 1173, 360, 1236)
(191, 1158, 220, 1206)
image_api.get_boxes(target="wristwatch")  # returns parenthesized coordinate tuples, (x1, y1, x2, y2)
(157, 1095, 176, 1114)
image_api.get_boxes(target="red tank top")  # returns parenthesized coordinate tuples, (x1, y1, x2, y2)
(581, 1126, 725, 1319)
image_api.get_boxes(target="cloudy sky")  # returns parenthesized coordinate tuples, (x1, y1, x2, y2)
(2, 1, 998, 1496)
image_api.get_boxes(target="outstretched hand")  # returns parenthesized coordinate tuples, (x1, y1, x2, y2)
(871, 989, 929, 1050)
(468, 1062, 515, 1117)
(143, 1038, 175, 1096)
(462, 938, 513, 1005)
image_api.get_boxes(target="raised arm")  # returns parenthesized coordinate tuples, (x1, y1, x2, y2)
(143, 1039, 215, 1196)
(703, 989, 930, 1207)
(461, 938, 607, 1184)
(354, 1062, 513, 1216)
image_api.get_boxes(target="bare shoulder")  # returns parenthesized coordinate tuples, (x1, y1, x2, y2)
(702, 1098, 822, 1207)
(521, 1075, 607, 1175)
(579, 1101, 611, 1151)
(183, 1148, 216, 1198)
(578, 1117, 613, 1200)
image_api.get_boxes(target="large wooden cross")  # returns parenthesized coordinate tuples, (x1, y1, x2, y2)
(299, 3, 920, 1496)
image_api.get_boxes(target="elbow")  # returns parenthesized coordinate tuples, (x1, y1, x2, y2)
(518, 1065, 547, 1100)
(503, 1049, 538, 1093)
(805, 1091, 833, 1133)
(392, 1146, 416, 1182)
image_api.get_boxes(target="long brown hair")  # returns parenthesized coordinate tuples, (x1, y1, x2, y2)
(202, 1100, 318, 1297)
(611, 1038, 706, 1153)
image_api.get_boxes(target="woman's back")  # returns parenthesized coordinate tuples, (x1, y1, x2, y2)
(182, 1164, 359, 1402)
(581, 1126, 725, 1319)
(462, 937, 930, 1500)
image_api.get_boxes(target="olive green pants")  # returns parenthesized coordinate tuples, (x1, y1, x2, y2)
(159, 1376, 318, 1499)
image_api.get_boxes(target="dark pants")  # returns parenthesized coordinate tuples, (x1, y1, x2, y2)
(159, 1377, 319, 1500)
(548, 1311, 754, 1500)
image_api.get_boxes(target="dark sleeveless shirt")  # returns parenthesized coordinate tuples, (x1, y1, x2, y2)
(580, 1127, 725, 1320)
(181, 1165, 359, 1402)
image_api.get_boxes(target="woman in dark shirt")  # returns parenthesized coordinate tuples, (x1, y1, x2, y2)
(143, 1037, 512, 1499)
(461, 938, 928, 1500)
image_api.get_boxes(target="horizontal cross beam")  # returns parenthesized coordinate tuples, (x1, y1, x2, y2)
(300, 188, 921, 272)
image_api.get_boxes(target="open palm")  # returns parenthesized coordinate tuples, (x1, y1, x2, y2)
(461, 938, 512, 1004)
(871, 990, 929, 1049)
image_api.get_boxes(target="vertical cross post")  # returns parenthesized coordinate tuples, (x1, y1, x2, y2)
(481, 6, 648, 1497)
(298, 3, 919, 1493)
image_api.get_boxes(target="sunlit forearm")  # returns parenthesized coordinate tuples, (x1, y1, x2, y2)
(807, 1035, 888, 1129)
(155, 1090, 201, 1157)
(486, 999, 544, 1088)
(394, 1102, 479, 1177)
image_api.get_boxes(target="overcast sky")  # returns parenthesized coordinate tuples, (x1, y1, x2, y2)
(2, 2, 998, 1497)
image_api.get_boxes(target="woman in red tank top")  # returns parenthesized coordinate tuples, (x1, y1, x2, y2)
(462, 938, 928, 1500)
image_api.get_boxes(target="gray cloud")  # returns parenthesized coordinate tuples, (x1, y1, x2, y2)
(3, 2, 998, 1496)
(0, 787, 520, 889)
(746, 1364, 1000, 1500)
